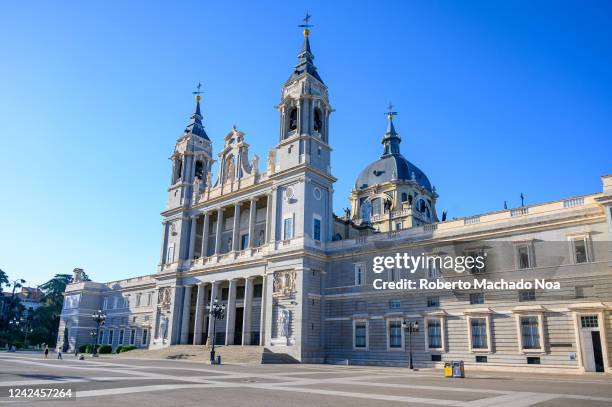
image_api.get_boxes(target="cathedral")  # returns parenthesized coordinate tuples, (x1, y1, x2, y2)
(59, 25, 612, 373)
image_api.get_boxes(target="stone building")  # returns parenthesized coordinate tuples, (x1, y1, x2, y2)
(58, 26, 612, 373)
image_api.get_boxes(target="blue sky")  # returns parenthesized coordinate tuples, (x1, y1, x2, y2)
(1, 1, 610, 286)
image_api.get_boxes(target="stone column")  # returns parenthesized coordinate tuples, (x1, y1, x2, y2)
(200, 213, 210, 258)
(259, 275, 267, 346)
(187, 216, 197, 260)
(206, 282, 220, 345)
(192, 284, 206, 345)
(267, 190, 277, 243)
(180, 285, 192, 344)
(248, 198, 257, 248)
(242, 277, 254, 345)
(159, 222, 167, 265)
(225, 279, 237, 345)
(214, 208, 224, 254)
(232, 203, 241, 251)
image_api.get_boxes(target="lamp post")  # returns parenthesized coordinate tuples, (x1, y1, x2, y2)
(8, 317, 20, 348)
(207, 297, 225, 364)
(402, 319, 419, 370)
(91, 310, 106, 357)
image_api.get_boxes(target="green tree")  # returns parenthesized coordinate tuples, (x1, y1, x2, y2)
(33, 274, 74, 347)
(0, 269, 8, 292)
(39, 274, 72, 308)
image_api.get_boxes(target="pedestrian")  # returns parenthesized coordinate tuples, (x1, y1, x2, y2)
(57, 349, 62, 360)
(44, 345, 49, 358)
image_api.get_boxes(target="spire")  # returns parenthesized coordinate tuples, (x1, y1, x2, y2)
(288, 13, 324, 83)
(381, 103, 401, 157)
(184, 82, 209, 140)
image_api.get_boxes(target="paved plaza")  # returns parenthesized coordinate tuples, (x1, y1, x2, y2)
(0, 352, 611, 406)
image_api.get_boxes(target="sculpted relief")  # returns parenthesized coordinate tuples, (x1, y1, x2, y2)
(273, 270, 296, 297)
(158, 287, 171, 307)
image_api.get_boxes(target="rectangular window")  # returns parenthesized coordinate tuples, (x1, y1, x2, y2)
(527, 356, 541, 364)
(470, 318, 488, 349)
(475, 355, 488, 363)
(354, 322, 367, 349)
(136, 294, 141, 307)
(142, 329, 148, 345)
(431, 354, 442, 362)
(221, 287, 229, 301)
(427, 296, 439, 307)
(389, 299, 401, 309)
(98, 330, 104, 344)
(389, 268, 397, 281)
(517, 245, 531, 269)
(427, 319, 442, 349)
(241, 234, 249, 250)
(427, 262, 440, 279)
(283, 217, 294, 240)
(130, 329, 136, 345)
(396, 222, 402, 230)
(354, 263, 364, 286)
(108, 329, 114, 345)
(572, 237, 588, 263)
(236, 286, 245, 300)
(313, 217, 321, 241)
(123, 297, 129, 308)
(466, 250, 486, 274)
(520, 316, 541, 349)
(119, 329, 124, 344)
(147, 292, 152, 306)
(470, 293, 485, 305)
(575, 285, 595, 299)
(581, 315, 599, 328)
(388, 320, 403, 349)
(519, 289, 536, 302)
(253, 284, 263, 298)
(102, 297, 108, 310)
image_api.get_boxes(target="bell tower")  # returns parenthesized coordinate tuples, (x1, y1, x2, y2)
(167, 85, 213, 210)
(275, 17, 332, 175)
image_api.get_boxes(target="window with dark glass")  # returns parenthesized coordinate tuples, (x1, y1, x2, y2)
(521, 316, 540, 349)
(389, 321, 402, 348)
(427, 319, 442, 349)
(470, 318, 487, 349)
(355, 322, 367, 348)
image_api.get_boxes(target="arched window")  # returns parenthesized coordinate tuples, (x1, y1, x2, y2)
(401, 193, 408, 202)
(372, 198, 382, 215)
(314, 108, 322, 133)
(194, 160, 204, 179)
(418, 199, 426, 213)
(173, 158, 183, 183)
(288, 108, 298, 131)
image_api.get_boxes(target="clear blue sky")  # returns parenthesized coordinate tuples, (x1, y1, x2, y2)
(1, 1, 610, 286)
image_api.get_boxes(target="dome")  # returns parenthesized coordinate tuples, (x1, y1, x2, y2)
(355, 154, 432, 192)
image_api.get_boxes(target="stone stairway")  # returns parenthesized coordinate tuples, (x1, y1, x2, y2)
(119, 345, 299, 364)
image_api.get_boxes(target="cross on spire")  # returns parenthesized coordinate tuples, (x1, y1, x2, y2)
(192, 82, 203, 101)
(298, 12, 313, 36)
(386, 102, 398, 120)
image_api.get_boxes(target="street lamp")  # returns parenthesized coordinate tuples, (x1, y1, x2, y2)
(207, 297, 225, 364)
(91, 309, 106, 357)
(8, 318, 20, 348)
(402, 319, 419, 370)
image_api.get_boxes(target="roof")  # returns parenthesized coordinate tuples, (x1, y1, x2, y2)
(355, 116, 433, 192)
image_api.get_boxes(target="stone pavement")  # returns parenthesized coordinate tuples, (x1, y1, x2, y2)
(0, 352, 610, 406)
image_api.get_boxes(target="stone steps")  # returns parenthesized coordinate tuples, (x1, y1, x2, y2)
(119, 345, 298, 364)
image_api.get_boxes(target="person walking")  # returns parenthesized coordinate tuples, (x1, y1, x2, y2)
(44, 345, 49, 359)
(57, 349, 62, 360)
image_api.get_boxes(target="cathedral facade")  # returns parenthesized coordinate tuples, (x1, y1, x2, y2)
(58, 28, 612, 373)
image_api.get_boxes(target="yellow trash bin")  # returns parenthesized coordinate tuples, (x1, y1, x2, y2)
(444, 362, 453, 377)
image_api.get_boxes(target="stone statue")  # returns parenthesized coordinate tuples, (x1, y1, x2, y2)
(252, 154, 259, 175)
(158, 316, 168, 340)
(384, 199, 392, 213)
(344, 207, 351, 219)
(267, 150, 276, 174)
(72, 268, 84, 283)
(279, 308, 290, 338)
(226, 158, 235, 182)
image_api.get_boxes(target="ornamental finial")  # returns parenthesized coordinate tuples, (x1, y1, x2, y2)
(192, 82, 203, 102)
(385, 102, 398, 120)
(298, 12, 313, 37)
